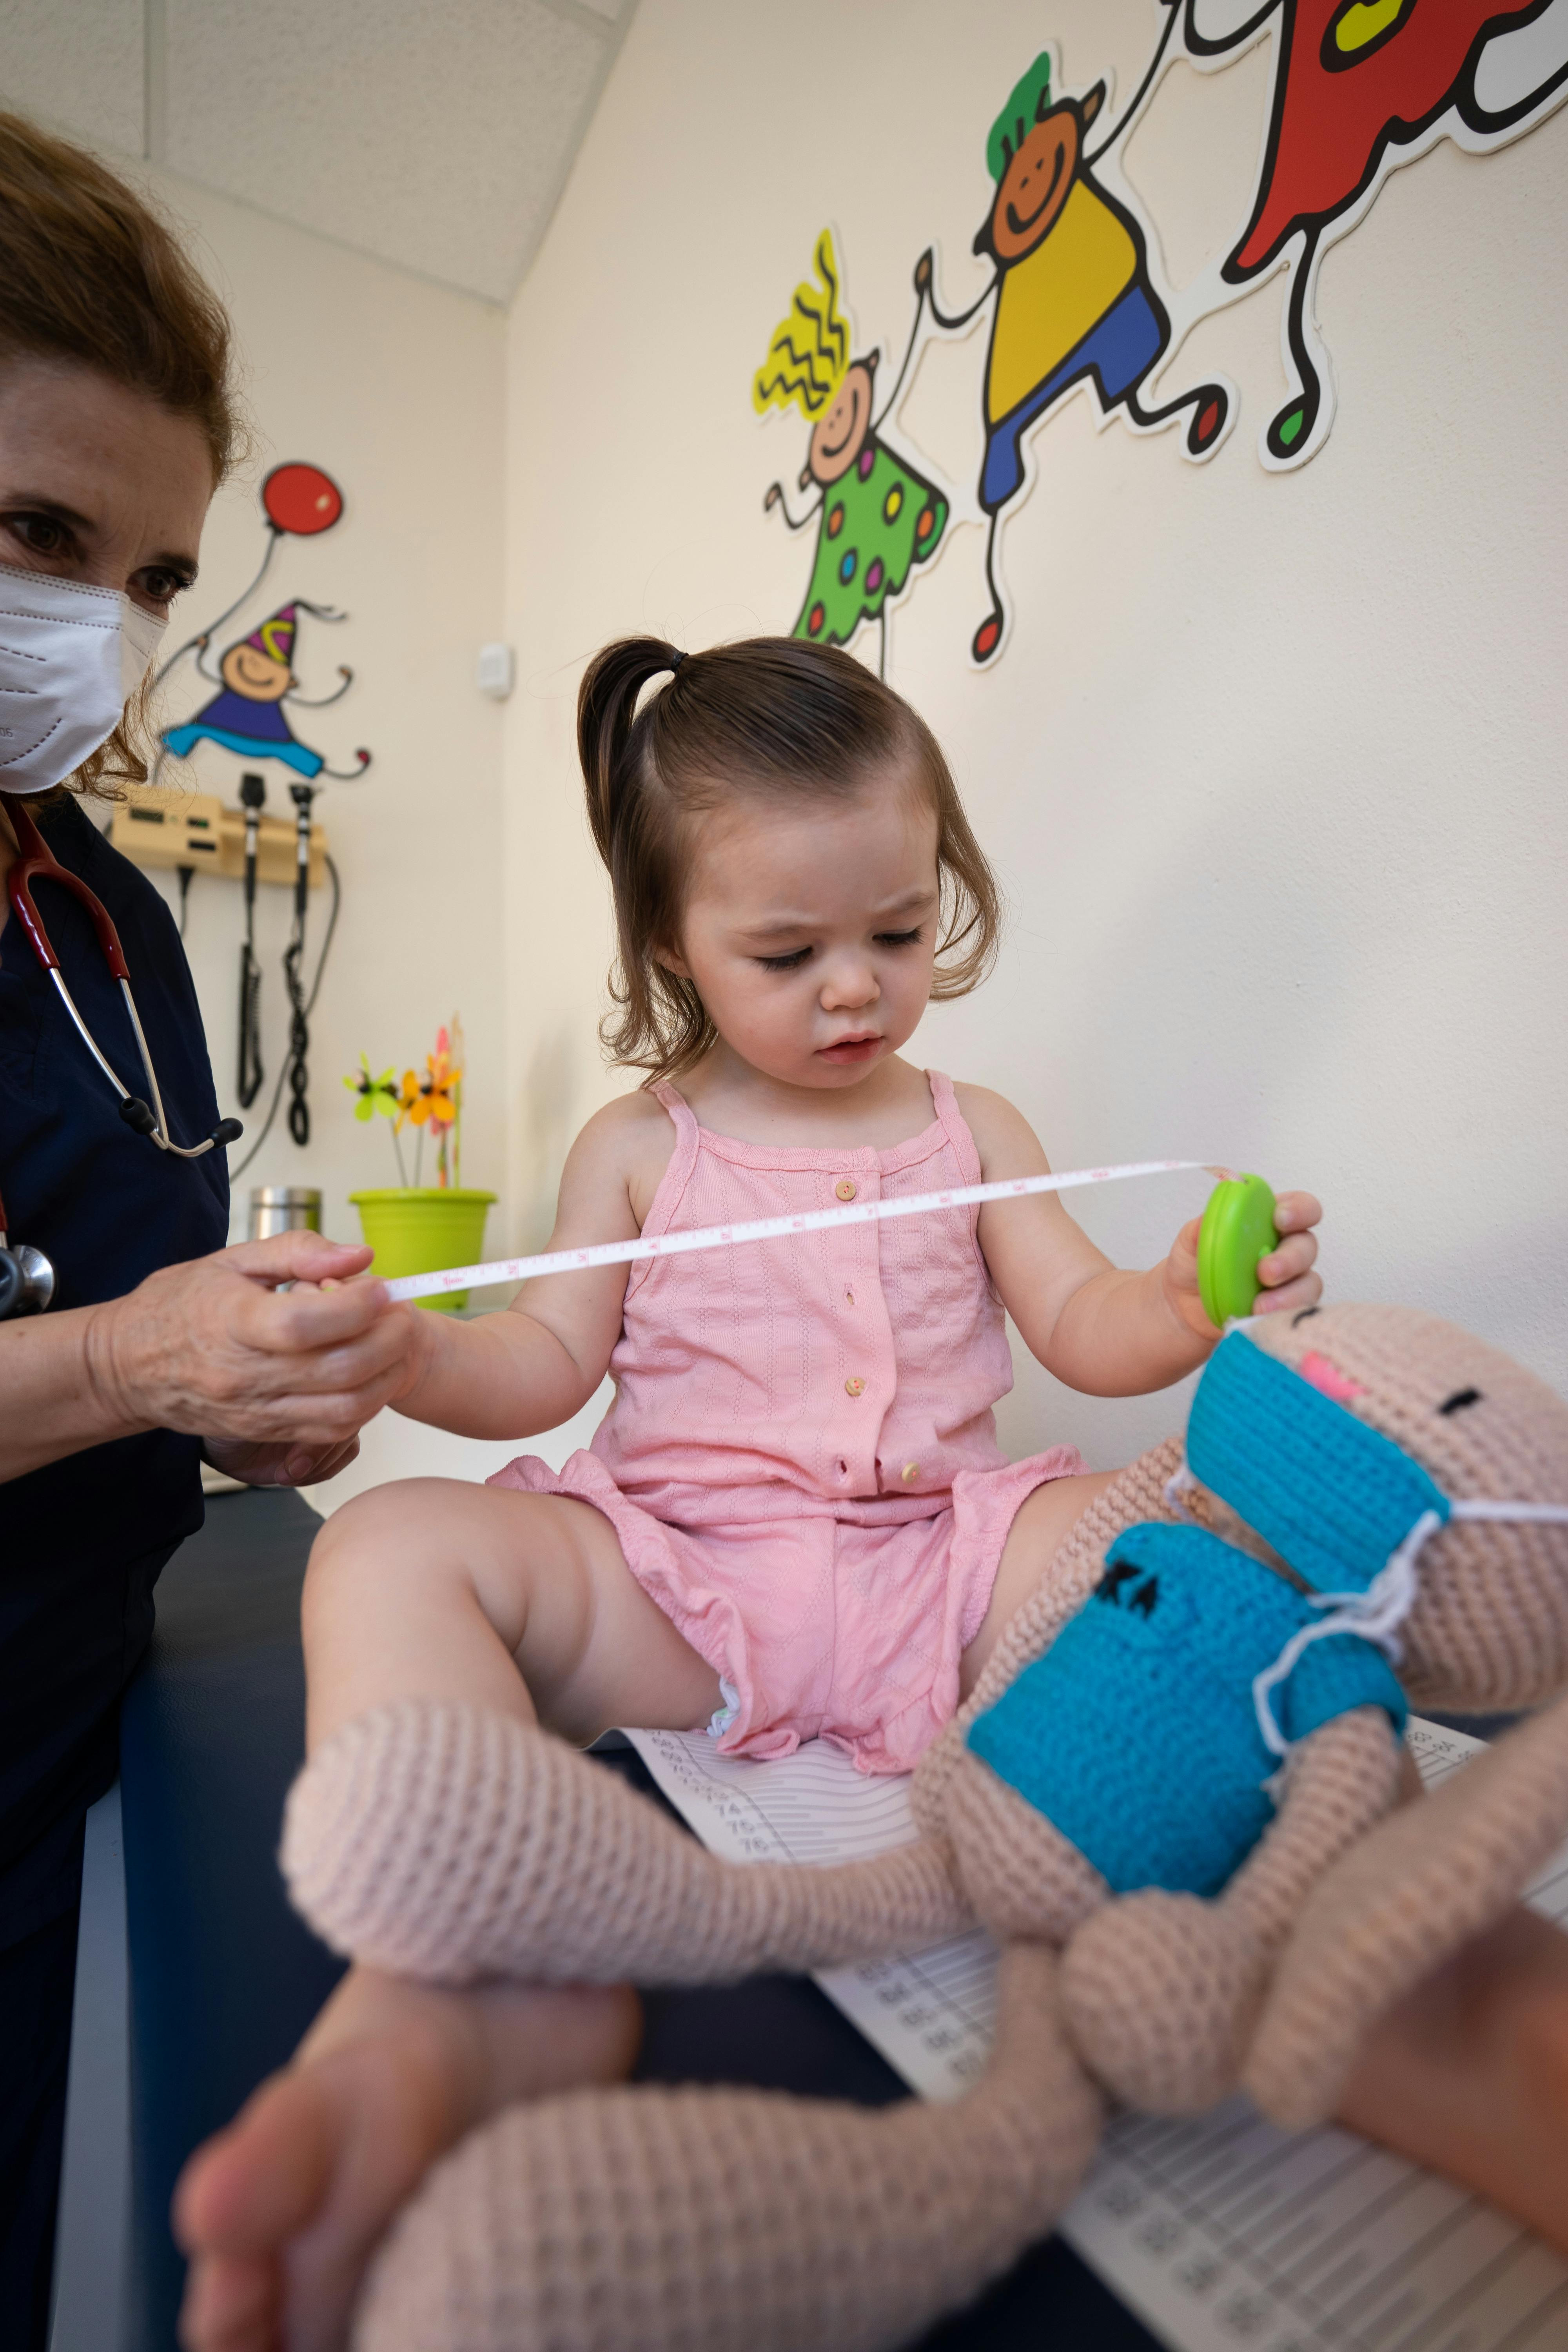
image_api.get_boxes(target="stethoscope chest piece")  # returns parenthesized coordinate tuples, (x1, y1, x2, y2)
(0, 1241, 55, 1319)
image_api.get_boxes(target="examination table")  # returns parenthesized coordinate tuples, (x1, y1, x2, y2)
(53, 1486, 1159, 2351)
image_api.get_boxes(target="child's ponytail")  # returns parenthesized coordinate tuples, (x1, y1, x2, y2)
(577, 637, 684, 872)
(575, 634, 1000, 1083)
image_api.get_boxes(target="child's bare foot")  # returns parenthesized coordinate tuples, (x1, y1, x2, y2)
(1338, 1906, 1568, 2252)
(173, 1961, 641, 2352)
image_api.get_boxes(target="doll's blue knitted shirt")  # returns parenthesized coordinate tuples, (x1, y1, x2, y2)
(964, 1334, 1432, 1899)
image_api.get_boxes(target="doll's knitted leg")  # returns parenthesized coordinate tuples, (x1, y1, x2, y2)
(1247, 1688, 1568, 2128)
(350, 1944, 1103, 2352)
(283, 1698, 971, 1986)
(913, 1439, 1183, 1841)
(1060, 1708, 1402, 2115)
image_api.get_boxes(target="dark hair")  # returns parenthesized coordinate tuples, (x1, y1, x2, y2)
(578, 635, 1001, 1079)
(0, 111, 242, 799)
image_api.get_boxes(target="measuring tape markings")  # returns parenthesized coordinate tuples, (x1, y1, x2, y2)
(382, 1158, 1225, 1303)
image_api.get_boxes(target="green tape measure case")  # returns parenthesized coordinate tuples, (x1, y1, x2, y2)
(1197, 1173, 1277, 1326)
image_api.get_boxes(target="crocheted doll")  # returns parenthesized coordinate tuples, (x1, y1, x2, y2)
(283, 1302, 1568, 2352)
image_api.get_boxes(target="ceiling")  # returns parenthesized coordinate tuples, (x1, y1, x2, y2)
(0, 0, 633, 303)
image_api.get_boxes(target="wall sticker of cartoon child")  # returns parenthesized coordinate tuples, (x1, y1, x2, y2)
(754, 230, 951, 679)
(160, 601, 370, 781)
(1187, 0, 1568, 465)
(915, 49, 1230, 665)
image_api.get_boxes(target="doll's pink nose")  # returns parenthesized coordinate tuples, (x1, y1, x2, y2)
(1298, 1349, 1367, 1405)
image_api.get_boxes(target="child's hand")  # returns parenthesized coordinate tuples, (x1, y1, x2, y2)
(1163, 1191, 1323, 1340)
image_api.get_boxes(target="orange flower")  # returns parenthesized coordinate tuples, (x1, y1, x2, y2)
(398, 1047, 461, 1132)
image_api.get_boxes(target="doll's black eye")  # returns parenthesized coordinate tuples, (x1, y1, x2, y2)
(1438, 1388, 1483, 1416)
(1291, 1306, 1321, 1328)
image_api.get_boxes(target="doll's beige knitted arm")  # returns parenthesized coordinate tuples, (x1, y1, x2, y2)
(282, 1699, 971, 1986)
(1221, 1703, 1406, 1947)
(1247, 1688, 1568, 2128)
(1060, 1706, 1402, 2115)
(351, 1943, 1104, 2352)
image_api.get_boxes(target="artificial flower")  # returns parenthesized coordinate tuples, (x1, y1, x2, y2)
(343, 1054, 400, 1122)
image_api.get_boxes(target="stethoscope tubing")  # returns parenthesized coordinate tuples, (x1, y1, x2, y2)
(46, 964, 216, 1157)
(6, 800, 234, 1161)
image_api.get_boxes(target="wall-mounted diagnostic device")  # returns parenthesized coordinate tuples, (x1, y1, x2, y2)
(110, 780, 328, 890)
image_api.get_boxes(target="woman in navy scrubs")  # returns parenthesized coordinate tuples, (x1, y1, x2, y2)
(0, 115, 415, 2345)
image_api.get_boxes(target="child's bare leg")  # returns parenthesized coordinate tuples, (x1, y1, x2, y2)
(1335, 1906, 1568, 2253)
(303, 1476, 722, 1751)
(178, 1478, 718, 2352)
(959, 1468, 1121, 1698)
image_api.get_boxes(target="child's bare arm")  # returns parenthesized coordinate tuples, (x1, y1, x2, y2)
(388, 1093, 675, 1440)
(955, 1084, 1320, 1397)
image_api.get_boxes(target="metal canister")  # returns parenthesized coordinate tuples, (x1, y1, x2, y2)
(248, 1185, 323, 1242)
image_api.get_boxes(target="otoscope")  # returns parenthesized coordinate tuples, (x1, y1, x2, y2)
(237, 772, 266, 1109)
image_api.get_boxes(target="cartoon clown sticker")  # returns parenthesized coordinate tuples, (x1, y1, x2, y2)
(912, 48, 1232, 665)
(754, 230, 953, 679)
(154, 461, 370, 785)
(161, 601, 366, 780)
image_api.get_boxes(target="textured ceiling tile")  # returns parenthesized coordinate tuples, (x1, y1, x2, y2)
(165, 0, 606, 301)
(0, 0, 145, 154)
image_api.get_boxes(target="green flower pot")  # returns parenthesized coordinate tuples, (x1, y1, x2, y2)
(349, 1187, 497, 1312)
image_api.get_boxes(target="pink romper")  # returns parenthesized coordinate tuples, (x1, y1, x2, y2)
(490, 1073, 1085, 1774)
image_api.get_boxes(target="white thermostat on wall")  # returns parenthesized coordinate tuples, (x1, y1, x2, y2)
(477, 642, 515, 700)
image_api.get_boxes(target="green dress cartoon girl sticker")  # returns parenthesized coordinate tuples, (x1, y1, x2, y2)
(755, 231, 950, 678)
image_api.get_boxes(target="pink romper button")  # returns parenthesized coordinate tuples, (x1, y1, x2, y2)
(844, 1375, 866, 1398)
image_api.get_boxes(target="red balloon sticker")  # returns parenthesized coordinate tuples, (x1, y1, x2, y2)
(262, 462, 344, 536)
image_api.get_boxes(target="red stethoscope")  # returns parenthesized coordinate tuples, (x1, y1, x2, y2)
(0, 800, 241, 1317)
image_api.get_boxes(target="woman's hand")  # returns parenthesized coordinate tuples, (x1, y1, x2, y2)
(201, 1434, 362, 1489)
(86, 1230, 427, 1450)
(1163, 1189, 1323, 1342)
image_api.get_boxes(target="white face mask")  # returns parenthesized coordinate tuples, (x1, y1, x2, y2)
(0, 561, 168, 795)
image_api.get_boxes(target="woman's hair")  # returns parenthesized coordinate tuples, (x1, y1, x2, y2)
(578, 635, 1001, 1079)
(0, 111, 241, 799)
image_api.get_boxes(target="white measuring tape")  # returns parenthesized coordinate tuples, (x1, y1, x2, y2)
(382, 1158, 1223, 1303)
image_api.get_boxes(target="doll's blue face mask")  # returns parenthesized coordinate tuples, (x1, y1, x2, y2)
(1172, 1331, 1568, 1757)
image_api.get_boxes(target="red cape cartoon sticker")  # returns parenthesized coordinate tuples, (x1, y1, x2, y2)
(1197, 0, 1568, 462)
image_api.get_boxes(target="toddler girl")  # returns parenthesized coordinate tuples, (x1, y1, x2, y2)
(305, 635, 1322, 1775)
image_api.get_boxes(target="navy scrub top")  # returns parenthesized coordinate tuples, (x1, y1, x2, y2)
(0, 796, 228, 1946)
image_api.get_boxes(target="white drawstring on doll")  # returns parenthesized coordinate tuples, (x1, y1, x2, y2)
(1448, 1499, 1568, 1527)
(1164, 1462, 1201, 1520)
(1250, 1509, 1442, 1760)
(1250, 1496, 1568, 1762)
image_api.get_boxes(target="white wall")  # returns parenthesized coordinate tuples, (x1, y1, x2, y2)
(131, 168, 510, 1253)
(500, 0, 1568, 1472)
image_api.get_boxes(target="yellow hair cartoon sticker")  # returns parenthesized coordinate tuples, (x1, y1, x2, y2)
(752, 229, 850, 420)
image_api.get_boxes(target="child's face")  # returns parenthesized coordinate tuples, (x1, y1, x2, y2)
(666, 776, 940, 1091)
